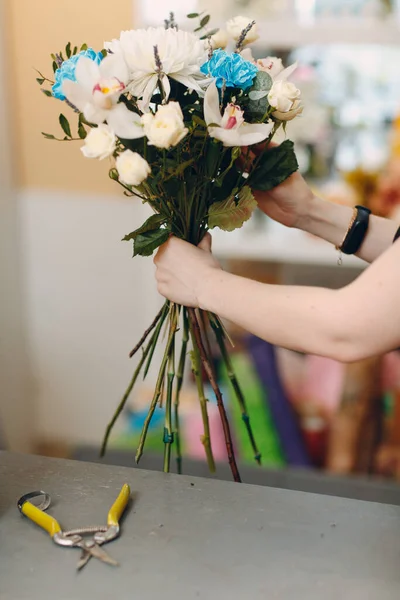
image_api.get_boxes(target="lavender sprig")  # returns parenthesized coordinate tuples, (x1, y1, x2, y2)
(235, 20, 256, 53)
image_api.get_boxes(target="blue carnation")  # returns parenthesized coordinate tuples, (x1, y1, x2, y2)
(52, 48, 104, 101)
(200, 49, 258, 90)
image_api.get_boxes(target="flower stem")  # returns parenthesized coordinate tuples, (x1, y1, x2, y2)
(129, 303, 167, 358)
(144, 302, 171, 379)
(174, 309, 189, 474)
(189, 323, 216, 474)
(188, 308, 241, 482)
(135, 306, 178, 464)
(100, 304, 170, 457)
(208, 313, 262, 465)
(163, 335, 175, 473)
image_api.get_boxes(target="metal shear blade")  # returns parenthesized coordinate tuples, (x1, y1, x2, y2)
(77, 540, 119, 570)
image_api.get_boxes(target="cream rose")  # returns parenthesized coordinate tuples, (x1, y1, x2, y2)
(116, 150, 151, 186)
(226, 16, 259, 45)
(80, 124, 116, 160)
(142, 102, 188, 149)
(268, 80, 301, 113)
(273, 101, 303, 122)
(209, 29, 229, 50)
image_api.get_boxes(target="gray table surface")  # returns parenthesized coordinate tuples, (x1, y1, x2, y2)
(1, 452, 400, 600)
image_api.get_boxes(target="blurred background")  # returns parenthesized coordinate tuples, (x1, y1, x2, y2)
(2, 0, 400, 502)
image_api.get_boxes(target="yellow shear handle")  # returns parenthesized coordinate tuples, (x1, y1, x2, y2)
(21, 502, 62, 537)
(107, 484, 130, 527)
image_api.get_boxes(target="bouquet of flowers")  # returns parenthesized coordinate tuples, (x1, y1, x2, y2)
(37, 12, 302, 482)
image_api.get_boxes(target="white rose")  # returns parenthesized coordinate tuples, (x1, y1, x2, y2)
(268, 80, 301, 113)
(80, 124, 116, 160)
(272, 100, 303, 122)
(226, 16, 259, 45)
(142, 101, 188, 149)
(209, 29, 229, 50)
(256, 56, 284, 79)
(116, 150, 151, 186)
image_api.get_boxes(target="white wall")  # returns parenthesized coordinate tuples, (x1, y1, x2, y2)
(0, 0, 33, 452)
(20, 189, 162, 446)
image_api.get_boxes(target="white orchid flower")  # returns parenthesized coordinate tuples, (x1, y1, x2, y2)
(62, 55, 144, 139)
(204, 82, 273, 147)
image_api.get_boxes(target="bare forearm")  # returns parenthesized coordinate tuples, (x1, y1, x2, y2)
(299, 195, 398, 263)
(200, 270, 351, 359)
(199, 243, 400, 362)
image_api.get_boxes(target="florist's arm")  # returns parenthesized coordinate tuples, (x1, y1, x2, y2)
(251, 170, 398, 264)
(154, 235, 400, 363)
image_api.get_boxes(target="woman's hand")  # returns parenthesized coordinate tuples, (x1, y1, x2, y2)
(243, 144, 315, 229)
(154, 233, 221, 307)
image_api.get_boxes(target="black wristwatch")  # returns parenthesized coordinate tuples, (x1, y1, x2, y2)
(339, 205, 371, 255)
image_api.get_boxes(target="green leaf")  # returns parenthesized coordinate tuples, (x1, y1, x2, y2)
(101, 49, 108, 58)
(78, 114, 87, 139)
(36, 77, 45, 85)
(59, 114, 72, 138)
(167, 158, 194, 178)
(51, 53, 57, 61)
(123, 214, 167, 242)
(80, 43, 88, 51)
(133, 228, 170, 257)
(248, 90, 268, 101)
(247, 71, 273, 117)
(208, 186, 257, 231)
(66, 42, 71, 58)
(52, 61, 58, 73)
(205, 140, 221, 178)
(250, 140, 299, 191)
(200, 15, 210, 27)
(200, 28, 219, 40)
(41, 89, 53, 97)
(73, 45, 78, 55)
(192, 115, 206, 127)
(215, 146, 241, 187)
(42, 132, 56, 139)
(187, 12, 199, 18)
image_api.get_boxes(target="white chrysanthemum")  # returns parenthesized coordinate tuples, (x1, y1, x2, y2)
(105, 28, 210, 108)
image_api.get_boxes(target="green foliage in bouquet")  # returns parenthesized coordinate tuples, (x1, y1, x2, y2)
(37, 12, 301, 481)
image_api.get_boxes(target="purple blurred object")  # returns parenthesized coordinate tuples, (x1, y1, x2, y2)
(247, 335, 311, 467)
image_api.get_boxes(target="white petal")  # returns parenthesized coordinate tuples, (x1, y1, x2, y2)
(107, 103, 144, 139)
(62, 80, 91, 112)
(161, 74, 171, 101)
(84, 104, 109, 125)
(171, 73, 206, 95)
(99, 54, 129, 85)
(208, 127, 241, 147)
(141, 74, 159, 109)
(239, 122, 274, 146)
(275, 62, 298, 82)
(75, 57, 100, 93)
(103, 38, 122, 54)
(204, 82, 222, 127)
(273, 102, 303, 121)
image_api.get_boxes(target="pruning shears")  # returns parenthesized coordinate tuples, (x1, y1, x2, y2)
(17, 484, 130, 570)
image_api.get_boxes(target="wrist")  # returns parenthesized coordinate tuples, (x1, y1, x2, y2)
(297, 194, 354, 247)
(296, 192, 322, 233)
(197, 267, 226, 312)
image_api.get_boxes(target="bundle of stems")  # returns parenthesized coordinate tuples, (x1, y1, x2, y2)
(100, 299, 262, 482)
(99, 116, 275, 482)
